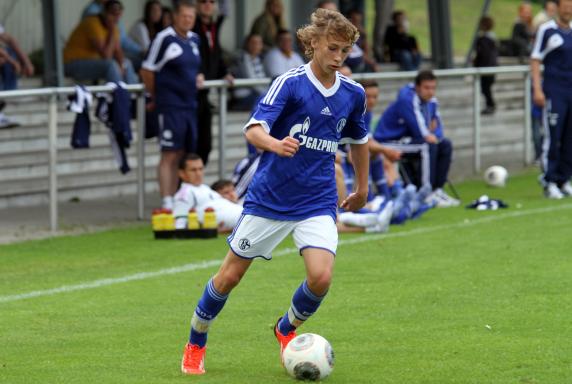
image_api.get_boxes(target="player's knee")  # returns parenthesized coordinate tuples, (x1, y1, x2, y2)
(307, 270, 332, 296)
(440, 138, 453, 154)
(214, 268, 245, 294)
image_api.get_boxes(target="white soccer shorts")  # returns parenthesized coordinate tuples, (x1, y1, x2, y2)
(227, 214, 338, 260)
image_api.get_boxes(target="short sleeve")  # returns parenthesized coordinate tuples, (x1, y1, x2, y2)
(142, 31, 170, 72)
(243, 75, 291, 133)
(339, 88, 368, 145)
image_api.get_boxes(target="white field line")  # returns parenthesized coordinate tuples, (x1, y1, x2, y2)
(1, 203, 571, 304)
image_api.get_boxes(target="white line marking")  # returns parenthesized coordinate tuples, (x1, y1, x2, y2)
(1, 204, 571, 304)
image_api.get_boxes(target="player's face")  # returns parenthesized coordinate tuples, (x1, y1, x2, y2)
(179, 159, 204, 186)
(558, 1, 572, 23)
(365, 86, 379, 111)
(312, 35, 352, 74)
(218, 185, 238, 203)
(173, 5, 196, 33)
(416, 80, 437, 102)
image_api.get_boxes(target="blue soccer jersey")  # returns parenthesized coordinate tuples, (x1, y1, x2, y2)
(531, 20, 572, 89)
(373, 84, 443, 143)
(142, 27, 201, 111)
(241, 64, 368, 221)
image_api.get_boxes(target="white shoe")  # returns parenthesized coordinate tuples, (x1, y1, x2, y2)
(545, 182, 564, 199)
(560, 182, 572, 197)
(376, 200, 394, 233)
(431, 188, 460, 207)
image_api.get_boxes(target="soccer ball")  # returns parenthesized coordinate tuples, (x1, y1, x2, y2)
(283, 333, 334, 381)
(484, 165, 508, 188)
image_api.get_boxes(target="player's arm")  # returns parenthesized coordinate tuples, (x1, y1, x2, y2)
(530, 59, 544, 107)
(530, 24, 548, 107)
(401, 95, 437, 144)
(340, 143, 369, 211)
(244, 125, 299, 157)
(140, 68, 154, 96)
(368, 137, 401, 162)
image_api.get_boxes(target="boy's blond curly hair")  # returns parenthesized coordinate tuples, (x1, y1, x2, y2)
(297, 8, 359, 59)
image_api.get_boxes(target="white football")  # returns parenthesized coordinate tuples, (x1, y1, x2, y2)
(484, 165, 508, 188)
(283, 333, 334, 381)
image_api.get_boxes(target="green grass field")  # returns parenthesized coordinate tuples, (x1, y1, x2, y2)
(2, 171, 572, 383)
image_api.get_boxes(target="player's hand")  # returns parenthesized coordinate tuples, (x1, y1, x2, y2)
(533, 89, 546, 108)
(340, 191, 368, 211)
(430, 118, 438, 131)
(196, 73, 205, 89)
(224, 73, 235, 85)
(272, 136, 300, 157)
(145, 101, 156, 111)
(425, 134, 438, 144)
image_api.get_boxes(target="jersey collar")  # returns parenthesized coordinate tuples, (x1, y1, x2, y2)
(304, 63, 340, 98)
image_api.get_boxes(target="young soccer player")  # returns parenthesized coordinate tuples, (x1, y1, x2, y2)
(181, 8, 369, 375)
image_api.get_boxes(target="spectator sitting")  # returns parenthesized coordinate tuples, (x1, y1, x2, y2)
(230, 33, 268, 111)
(0, 23, 35, 128)
(211, 179, 239, 204)
(533, 0, 557, 31)
(82, 0, 145, 71)
(511, 2, 535, 59)
(250, 0, 286, 52)
(129, 0, 163, 54)
(373, 70, 459, 207)
(346, 9, 380, 73)
(64, 0, 138, 84)
(473, 15, 498, 115)
(263, 29, 305, 78)
(384, 10, 421, 71)
(173, 154, 243, 232)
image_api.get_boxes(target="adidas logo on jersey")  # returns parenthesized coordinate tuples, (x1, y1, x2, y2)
(320, 106, 332, 116)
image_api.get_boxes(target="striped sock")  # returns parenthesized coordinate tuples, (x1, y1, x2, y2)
(278, 280, 326, 335)
(189, 278, 228, 347)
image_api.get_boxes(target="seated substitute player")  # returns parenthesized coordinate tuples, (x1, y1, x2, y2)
(373, 70, 459, 207)
(210, 179, 240, 204)
(173, 154, 243, 232)
(181, 8, 369, 375)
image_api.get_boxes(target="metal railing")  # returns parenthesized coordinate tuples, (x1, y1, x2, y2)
(0, 65, 532, 233)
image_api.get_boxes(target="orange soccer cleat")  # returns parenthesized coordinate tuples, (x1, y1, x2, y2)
(274, 318, 297, 363)
(181, 343, 206, 375)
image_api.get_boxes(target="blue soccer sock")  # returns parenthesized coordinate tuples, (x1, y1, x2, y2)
(189, 278, 229, 347)
(278, 280, 326, 335)
(370, 156, 390, 199)
(390, 179, 404, 198)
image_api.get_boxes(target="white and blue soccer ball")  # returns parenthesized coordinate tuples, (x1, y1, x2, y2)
(484, 165, 508, 188)
(283, 333, 334, 381)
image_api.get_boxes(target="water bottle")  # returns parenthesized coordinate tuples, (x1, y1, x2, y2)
(202, 207, 217, 229)
(187, 209, 200, 230)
